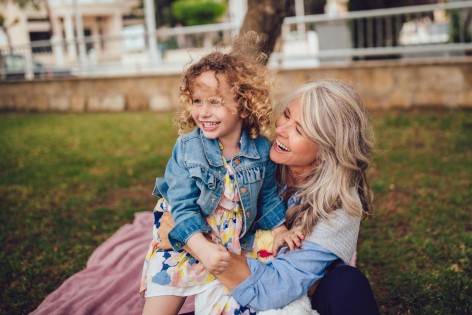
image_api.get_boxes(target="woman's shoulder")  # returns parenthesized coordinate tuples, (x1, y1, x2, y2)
(311, 188, 362, 234)
(305, 206, 361, 265)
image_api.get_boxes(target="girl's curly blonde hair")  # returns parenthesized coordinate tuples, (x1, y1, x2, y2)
(177, 47, 272, 139)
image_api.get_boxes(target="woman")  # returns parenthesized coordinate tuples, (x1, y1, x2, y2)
(157, 80, 379, 314)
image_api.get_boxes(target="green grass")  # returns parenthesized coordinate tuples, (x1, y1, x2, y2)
(1, 110, 471, 314)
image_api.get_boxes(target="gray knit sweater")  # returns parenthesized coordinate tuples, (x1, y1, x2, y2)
(304, 191, 361, 264)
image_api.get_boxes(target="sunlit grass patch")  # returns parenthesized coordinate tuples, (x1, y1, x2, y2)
(1, 110, 471, 315)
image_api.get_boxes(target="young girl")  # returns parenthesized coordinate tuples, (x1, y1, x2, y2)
(140, 50, 287, 315)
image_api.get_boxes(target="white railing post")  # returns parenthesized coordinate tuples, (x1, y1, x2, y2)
(144, 0, 160, 65)
(64, 13, 77, 62)
(74, 0, 87, 71)
(295, 0, 306, 40)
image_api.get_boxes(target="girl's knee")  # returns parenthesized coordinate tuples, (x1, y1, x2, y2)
(142, 296, 186, 315)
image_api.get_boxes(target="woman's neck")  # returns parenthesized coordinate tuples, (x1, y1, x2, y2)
(287, 169, 311, 186)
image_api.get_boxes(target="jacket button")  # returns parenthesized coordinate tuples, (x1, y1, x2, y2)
(234, 158, 240, 165)
(241, 187, 247, 194)
(246, 211, 251, 218)
(244, 242, 249, 247)
(212, 198, 216, 203)
(176, 242, 181, 247)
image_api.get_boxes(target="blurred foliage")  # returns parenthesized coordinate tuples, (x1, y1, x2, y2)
(449, 9, 472, 44)
(0, 0, 42, 9)
(154, 0, 177, 27)
(171, 0, 227, 26)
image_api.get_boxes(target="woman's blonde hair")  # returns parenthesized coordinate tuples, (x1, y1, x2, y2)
(276, 80, 374, 236)
(177, 48, 272, 139)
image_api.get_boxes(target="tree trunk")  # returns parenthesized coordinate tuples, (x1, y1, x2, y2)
(238, 0, 293, 63)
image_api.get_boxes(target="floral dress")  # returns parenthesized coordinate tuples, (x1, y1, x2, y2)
(140, 152, 277, 314)
(141, 156, 246, 295)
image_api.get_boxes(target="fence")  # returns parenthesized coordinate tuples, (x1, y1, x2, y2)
(1, 1, 471, 80)
(272, 0, 472, 68)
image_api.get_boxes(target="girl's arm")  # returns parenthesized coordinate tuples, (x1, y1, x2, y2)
(186, 233, 230, 275)
(255, 158, 286, 230)
(164, 138, 212, 251)
(164, 138, 230, 273)
(157, 212, 335, 310)
(157, 212, 230, 274)
(219, 243, 337, 312)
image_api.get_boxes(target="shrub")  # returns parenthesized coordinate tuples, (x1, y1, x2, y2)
(171, 0, 227, 26)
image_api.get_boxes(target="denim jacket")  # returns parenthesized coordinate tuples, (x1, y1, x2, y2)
(153, 128, 286, 251)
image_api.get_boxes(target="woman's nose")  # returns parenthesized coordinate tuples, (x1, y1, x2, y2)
(275, 121, 288, 137)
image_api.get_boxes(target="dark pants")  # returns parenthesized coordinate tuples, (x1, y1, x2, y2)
(311, 264, 380, 315)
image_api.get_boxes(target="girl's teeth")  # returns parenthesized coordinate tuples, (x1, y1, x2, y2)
(203, 122, 218, 127)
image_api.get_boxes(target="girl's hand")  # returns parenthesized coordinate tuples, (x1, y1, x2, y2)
(272, 228, 304, 255)
(196, 242, 231, 275)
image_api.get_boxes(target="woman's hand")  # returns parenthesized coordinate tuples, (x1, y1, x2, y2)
(272, 226, 304, 255)
(156, 212, 174, 250)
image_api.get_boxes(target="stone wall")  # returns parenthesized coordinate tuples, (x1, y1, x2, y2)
(1, 58, 471, 112)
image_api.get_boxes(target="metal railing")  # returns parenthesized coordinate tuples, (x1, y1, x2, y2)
(271, 0, 472, 68)
(1, 1, 471, 80)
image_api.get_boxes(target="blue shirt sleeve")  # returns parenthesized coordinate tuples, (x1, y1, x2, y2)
(230, 241, 338, 312)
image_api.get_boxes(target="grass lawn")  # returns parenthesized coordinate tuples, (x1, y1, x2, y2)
(0, 110, 471, 315)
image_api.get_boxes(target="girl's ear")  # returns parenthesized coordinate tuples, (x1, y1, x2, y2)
(238, 99, 249, 118)
(240, 111, 249, 119)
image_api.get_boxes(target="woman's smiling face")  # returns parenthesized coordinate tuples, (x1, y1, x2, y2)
(270, 98, 319, 176)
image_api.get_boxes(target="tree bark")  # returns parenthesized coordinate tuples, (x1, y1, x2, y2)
(238, 0, 293, 62)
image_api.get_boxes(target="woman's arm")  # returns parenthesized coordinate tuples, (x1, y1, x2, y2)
(215, 253, 251, 290)
(158, 212, 254, 287)
(226, 244, 337, 312)
(157, 213, 336, 311)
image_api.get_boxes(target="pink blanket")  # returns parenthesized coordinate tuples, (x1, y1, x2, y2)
(32, 212, 194, 315)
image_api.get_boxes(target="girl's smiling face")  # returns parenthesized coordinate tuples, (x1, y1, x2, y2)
(190, 71, 243, 149)
(270, 98, 319, 177)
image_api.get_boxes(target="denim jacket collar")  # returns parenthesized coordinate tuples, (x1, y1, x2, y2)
(198, 128, 261, 167)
